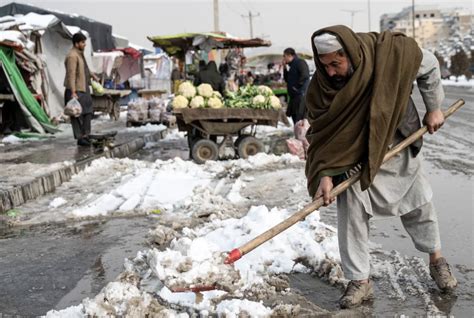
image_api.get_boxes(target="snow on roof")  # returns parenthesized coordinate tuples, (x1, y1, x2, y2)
(0, 30, 27, 47)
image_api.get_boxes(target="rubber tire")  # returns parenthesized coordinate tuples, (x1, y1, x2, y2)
(192, 139, 219, 164)
(237, 136, 264, 159)
(234, 134, 252, 147)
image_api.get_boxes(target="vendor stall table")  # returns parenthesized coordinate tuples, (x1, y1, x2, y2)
(92, 89, 131, 120)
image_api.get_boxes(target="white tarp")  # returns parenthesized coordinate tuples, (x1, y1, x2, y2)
(92, 51, 124, 77)
(0, 13, 95, 118)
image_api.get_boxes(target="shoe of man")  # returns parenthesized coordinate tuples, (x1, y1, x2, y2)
(77, 138, 91, 146)
(339, 280, 374, 309)
(430, 257, 457, 292)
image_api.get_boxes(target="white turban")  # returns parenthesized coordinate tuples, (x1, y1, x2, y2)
(313, 33, 342, 54)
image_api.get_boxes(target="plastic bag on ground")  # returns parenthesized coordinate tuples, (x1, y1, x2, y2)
(64, 98, 82, 117)
(286, 138, 305, 160)
(294, 119, 310, 153)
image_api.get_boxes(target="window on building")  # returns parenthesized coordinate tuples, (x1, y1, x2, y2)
(430, 13, 435, 17)
(416, 14, 420, 18)
(423, 14, 427, 17)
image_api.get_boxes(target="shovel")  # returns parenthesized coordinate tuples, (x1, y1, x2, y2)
(171, 99, 465, 293)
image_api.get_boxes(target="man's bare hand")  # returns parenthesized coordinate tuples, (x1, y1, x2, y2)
(314, 176, 335, 206)
(423, 109, 444, 134)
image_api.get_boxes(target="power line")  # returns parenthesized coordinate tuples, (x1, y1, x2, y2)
(223, 0, 245, 17)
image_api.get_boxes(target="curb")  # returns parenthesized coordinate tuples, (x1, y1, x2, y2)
(0, 129, 168, 213)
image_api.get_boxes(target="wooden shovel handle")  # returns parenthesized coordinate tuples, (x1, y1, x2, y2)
(225, 99, 465, 264)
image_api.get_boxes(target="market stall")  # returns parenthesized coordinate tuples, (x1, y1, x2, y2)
(92, 88, 131, 120)
(246, 52, 314, 100)
(91, 48, 141, 119)
(171, 81, 288, 163)
(147, 32, 271, 81)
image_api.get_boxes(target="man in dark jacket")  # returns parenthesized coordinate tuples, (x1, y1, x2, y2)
(283, 48, 310, 124)
(194, 61, 225, 94)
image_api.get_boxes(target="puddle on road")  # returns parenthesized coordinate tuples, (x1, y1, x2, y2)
(0, 216, 154, 316)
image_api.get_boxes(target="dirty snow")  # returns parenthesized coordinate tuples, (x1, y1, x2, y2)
(2, 135, 24, 144)
(49, 197, 67, 208)
(43, 153, 340, 316)
(442, 76, 474, 87)
(30, 150, 458, 316)
(125, 123, 167, 133)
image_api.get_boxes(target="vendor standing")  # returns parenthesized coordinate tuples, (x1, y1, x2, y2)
(64, 33, 98, 146)
(194, 61, 226, 95)
(283, 48, 310, 125)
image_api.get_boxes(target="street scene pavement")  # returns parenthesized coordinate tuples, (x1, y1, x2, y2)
(0, 0, 472, 317)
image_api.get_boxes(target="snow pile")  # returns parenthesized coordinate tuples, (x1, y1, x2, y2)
(442, 75, 474, 87)
(49, 197, 67, 208)
(163, 129, 186, 140)
(125, 123, 167, 133)
(126, 205, 340, 314)
(46, 204, 339, 317)
(2, 135, 24, 144)
(69, 157, 212, 217)
(65, 153, 300, 219)
(45, 281, 186, 317)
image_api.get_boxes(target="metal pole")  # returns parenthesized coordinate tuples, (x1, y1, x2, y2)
(341, 10, 362, 30)
(249, 11, 253, 38)
(213, 0, 219, 32)
(412, 0, 415, 38)
(367, 0, 371, 31)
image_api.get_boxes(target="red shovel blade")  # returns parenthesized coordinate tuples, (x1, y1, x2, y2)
(224, 248, 242, 264)
(170, 284, 217, 293)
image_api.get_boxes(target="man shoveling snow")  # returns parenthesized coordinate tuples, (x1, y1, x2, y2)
(305, 25, 457, 309)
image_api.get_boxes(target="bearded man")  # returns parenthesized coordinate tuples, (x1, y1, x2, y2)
(305, 25, 457, 309)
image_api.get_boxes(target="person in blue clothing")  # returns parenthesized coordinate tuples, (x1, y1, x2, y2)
(282, 48, 310, 125)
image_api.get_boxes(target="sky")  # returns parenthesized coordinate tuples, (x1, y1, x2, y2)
(3, 0, 472, 55)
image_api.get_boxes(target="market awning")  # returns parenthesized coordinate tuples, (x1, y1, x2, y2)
(247, 52, 313, 67)
(147, 32, 271, 56)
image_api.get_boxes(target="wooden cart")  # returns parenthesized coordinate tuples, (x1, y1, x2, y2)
(174, 108, 288, 163)
(92, 89, 131, 120)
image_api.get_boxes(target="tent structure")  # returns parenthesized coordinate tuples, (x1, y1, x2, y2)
(0, 12, 96, 134)
(0, 2, 114, 51)
(246, 52, 315, 74)
(0, 44, 57, 133)
(0, 13, 95, 118)
(147, 32, 271, 57)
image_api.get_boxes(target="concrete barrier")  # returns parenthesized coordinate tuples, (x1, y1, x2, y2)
(0, 130, 167, 213)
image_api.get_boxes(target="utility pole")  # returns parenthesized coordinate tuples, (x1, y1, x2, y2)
(367, 0, 371, 31)
(341, 9, 362, 29)
(213, 0, 219, 32)
(241, 11, 260, 38)
(412, 0, 415, 38)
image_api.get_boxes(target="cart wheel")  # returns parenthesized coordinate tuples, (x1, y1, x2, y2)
(237, 136, 264, 159)
(234, 134, 252, 147)
(192, 139, 219, 164)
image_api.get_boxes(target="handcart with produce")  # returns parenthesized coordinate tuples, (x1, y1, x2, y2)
(172, 82, 289, 163)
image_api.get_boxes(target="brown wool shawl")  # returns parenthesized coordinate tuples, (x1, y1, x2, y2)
(305, 25, 422, 197)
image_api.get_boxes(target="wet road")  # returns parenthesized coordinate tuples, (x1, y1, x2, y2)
(0, 217, 153, 316)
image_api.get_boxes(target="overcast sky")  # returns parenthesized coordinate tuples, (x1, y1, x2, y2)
(4, 0, 472, 54)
